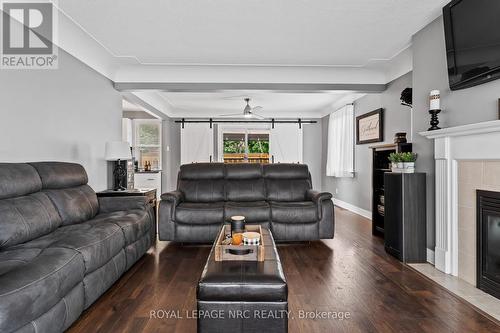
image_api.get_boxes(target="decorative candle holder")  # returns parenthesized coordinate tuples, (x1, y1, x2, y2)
(230, 216, 245, 235)
(428, 109, 441, 131)
(428, 90, 442, 130)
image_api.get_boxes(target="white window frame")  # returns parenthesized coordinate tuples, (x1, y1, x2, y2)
(133, 119, 162, 168)
(217, 124, 271, 162)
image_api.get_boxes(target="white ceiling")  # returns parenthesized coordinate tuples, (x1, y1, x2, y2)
(58, 0, 447, 67)
(160, 91, 364, 118)
(49, 0, 448, 117)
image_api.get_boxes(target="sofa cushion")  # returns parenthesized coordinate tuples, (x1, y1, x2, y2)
(230, 178, 267, 202)
(175, 202, 224, 224)
(91, 210, 152, 245)
(270, 201, 318, 223)
(224, 164, 265, 201)
(264, 164, 311, 202)
(29, 162, 88, 189)
(10, 220, 125, 274)
(225, 163, 263, 180)
(98, 196, 149, 214)
(0, 192, 62, 249)
(224, 201, 270, 223)
(178, 179, 225, 203)
(265, 179, 311, 202)
(174, 223, 221, 243)
(271, 221, 319, 241)
(179, 163, 225, 180)
(225, 179, 266, 202)
(178, 163, 225, 202)
(263, 163, 310, 179)
(13, 282, 84, 333)
(43, 185, 99, 225)
(0, 163, 42, 199)
(0, 247, 84, 333)
(29, 162, 99, 225)
(124, 233, 152, 270)
(83, 249, 126, 309)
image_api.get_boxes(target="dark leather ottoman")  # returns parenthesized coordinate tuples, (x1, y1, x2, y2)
(197, 228, 288, 333)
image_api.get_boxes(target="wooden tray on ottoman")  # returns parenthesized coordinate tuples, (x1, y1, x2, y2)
(214, 225, 265, 262)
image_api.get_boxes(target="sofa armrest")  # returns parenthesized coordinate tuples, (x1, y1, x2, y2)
(98, 196, 149, 214)
(306, 190, 333, 220)
(160, 190, 184, 207)
(306, 190, 332, 204)
(158, 191, 184, 241)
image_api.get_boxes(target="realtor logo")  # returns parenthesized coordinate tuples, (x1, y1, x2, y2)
(1, 0, 58, 69)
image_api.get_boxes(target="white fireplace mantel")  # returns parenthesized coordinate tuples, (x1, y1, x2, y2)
(420, 120, 500, 275)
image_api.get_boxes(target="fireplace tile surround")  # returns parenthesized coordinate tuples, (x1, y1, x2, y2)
(413, 121, 500, 320)
(457, 161, 500, 286)
(420, 120, 500, 299)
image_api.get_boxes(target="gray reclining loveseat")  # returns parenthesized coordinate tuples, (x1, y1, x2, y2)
(159, 163, 334, 243)
(0, 162, 154, 333)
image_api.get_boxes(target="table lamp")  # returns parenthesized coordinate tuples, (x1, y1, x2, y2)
(105, 141, 132, 190)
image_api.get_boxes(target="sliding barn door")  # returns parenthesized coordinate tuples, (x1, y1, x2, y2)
(180, 123, 214, 164)
(270, 124, 303, 163)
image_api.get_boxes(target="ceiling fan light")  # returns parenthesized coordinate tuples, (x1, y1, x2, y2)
(244, 113, 252, 118)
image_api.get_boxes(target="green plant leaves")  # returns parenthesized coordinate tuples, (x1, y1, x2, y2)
(388, 152, 417, 163)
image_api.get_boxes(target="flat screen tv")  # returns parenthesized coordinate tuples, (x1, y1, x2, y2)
(443, 0, 500, 90)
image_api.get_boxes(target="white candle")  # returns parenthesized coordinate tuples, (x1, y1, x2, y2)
(430, 90, 440, 110)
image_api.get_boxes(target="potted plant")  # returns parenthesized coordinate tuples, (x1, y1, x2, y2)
(388, 153, 402, 172)
(400, 152, 417, 173)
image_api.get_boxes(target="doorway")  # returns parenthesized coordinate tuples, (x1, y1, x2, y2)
(220, 128, 270, 164)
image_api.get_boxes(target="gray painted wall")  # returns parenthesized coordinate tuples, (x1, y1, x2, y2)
(303, 122, 322, 190)
(0, 49, 122, 190)
(412, 16, 500, 250)
(321, 72, 413, 211)
(162, 118, 181, 192)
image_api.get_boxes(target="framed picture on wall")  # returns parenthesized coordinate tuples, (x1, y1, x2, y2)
(356, 108, 384, 144)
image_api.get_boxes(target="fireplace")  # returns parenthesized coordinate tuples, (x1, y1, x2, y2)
(477, 190, 500, 299)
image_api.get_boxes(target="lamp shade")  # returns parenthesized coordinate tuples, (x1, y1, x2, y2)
(105, 141, 131, 161)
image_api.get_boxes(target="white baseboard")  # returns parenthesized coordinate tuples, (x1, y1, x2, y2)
(332, 198, 372, 220)
(427, 248, 435, 265)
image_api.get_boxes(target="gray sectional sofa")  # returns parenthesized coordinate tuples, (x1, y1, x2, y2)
(159, 163, 334, 243)
(0, 162, 154, 333)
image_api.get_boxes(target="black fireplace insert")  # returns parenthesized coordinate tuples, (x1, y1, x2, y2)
(477, 190, 500, 299)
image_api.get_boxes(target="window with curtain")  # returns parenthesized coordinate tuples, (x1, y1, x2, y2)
(326, 104, 354, 178)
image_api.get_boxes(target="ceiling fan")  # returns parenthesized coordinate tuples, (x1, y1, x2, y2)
(218, 98, 265, 119)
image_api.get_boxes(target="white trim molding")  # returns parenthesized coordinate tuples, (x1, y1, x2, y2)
(420, 120, 500, 275)
(332, 198, 372, 220)
(427, 248, 435, 265)
(419, 120, 500, 139)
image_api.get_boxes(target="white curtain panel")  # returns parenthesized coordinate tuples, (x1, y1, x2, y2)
(326, 104, 354, 178)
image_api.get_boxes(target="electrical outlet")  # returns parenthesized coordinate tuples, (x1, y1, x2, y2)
(335, 188, 339, 194)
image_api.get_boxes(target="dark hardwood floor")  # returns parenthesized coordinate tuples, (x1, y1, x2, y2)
(67, 208, 500, 333)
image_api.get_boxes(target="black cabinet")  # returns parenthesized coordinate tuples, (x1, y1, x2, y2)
(370, 143, 412, 236)
(384, 173, 426, 263)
